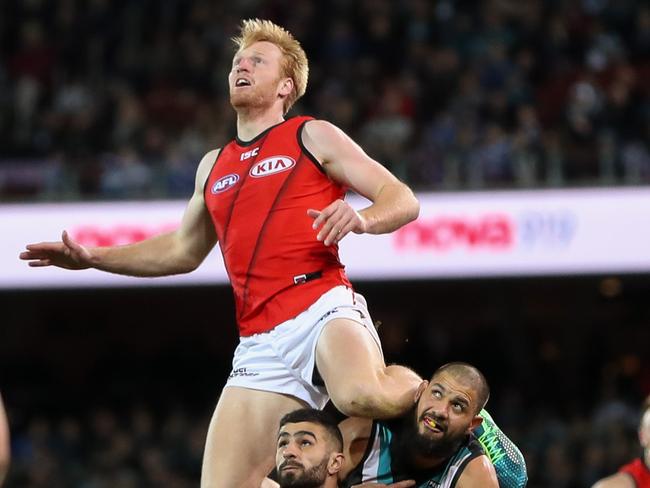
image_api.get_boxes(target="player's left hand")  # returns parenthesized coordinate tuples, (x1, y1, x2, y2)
(308, 199, 367, 246)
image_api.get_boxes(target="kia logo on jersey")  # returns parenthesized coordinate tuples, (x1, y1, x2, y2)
(211, 173, 240, 193)
(249, 156, 296, 178)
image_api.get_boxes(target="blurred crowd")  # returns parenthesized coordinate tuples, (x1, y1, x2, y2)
(1, 0, 649, 201)
(5, 404, 206, 488)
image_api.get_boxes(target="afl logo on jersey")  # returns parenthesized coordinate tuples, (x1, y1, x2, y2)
(211, 173, 240, 193)
(250, 156, 296, 178)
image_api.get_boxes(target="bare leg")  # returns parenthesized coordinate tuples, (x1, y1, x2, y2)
(201, 386, 307, 488)
(315, 318, 422, 419)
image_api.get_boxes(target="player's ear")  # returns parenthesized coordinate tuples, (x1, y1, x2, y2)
(414, 380, 428, 403)
(278, 77, 293, 98)
(328, 451, 344, 475)
(468, 415, 483, 433)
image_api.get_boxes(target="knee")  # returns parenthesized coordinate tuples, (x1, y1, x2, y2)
(328, 381, 383, 418)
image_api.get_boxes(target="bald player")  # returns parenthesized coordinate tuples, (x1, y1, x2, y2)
(338, 362, 527, 488)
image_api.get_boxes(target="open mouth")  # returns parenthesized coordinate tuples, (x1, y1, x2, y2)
(423, 416, 445, 433)
(235, 78, 252, 87)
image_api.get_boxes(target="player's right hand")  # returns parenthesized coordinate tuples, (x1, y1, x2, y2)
(19, 230, 95, 270)
(351, 481, 416, 488)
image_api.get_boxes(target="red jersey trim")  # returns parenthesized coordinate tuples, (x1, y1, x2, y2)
(296, 119, 327, 175)
(236, 117, 298, 147)
(202, 149, 226, 196)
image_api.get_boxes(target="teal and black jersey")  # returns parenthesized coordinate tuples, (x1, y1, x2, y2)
(341, 420, 484, 488)
(341, 410, 528, 488)
(474, 410, 528, 488)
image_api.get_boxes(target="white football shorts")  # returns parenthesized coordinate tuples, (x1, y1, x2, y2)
(225, 285, 383, 408)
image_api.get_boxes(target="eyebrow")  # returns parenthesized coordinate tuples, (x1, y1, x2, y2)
(234, 51, 267, 59)
(278, 430, 317, 441)
(432, 382, 446, 392)
(453, 396, 470, 408)
(432, 383, 471, 407)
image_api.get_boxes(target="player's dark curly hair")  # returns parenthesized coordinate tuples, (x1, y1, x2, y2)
(279, 408, 343, 451)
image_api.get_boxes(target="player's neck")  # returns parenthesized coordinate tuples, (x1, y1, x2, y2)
(236, 107, 285, 142)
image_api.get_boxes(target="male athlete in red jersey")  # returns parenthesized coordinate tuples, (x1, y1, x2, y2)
(20, 19, 422, 488)
(592, 395, 650, 488)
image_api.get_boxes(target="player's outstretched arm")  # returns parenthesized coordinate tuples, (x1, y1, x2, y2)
(19, 149, 220, 277)
(301, 120, 419, 246)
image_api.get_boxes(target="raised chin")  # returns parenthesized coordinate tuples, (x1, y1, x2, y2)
(230, 91, 268, 111)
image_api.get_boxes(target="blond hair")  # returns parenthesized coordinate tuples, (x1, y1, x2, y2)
(232, 19, 309, 114)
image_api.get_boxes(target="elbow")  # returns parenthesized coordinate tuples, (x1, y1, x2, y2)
(185, 253, 203, 272)
(178, 255, 203, 274)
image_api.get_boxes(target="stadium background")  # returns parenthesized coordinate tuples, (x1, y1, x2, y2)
(1, 0, 649, 487)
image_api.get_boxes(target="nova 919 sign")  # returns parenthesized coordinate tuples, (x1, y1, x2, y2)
(394, 210, 576, 252)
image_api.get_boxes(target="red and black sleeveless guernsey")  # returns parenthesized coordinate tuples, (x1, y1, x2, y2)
(619, 458, 650, 487)
(204, 116, 353, 336)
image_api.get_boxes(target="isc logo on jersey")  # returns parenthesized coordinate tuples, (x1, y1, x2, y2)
(250, 156, 296, 178)
(211, 173, 240, 193)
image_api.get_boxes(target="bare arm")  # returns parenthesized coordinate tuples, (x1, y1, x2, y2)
(592, 473, 636, 488)
(338, 416, 373, 481)
(0, 393, 9, 486)
(455, 455, 499, 488)
(302, 120, 419, 246)
(20, 150, 220, 277)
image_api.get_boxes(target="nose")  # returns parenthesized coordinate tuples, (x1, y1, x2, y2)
(235, 57, 252, 72)
(430, 403, 450, 420)
(282, 441, 300, 459)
